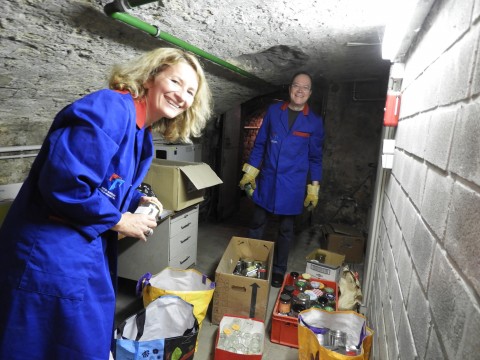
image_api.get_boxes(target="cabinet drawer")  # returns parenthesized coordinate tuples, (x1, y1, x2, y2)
(169, 243, 196, 269)
(169, 224, 197, 260)
(170, 206, 199, 238)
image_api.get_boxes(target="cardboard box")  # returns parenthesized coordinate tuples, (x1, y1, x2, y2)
(214, 315, 265, 359)
(211, 237, 274, 325)
(305, 249, 345, 283)
(324, 223, 365, 263)
(143, 159, 223, 211)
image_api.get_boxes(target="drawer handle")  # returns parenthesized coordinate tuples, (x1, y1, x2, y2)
(180, 256, 190, 265)
(181, 222, 191, 229)
(180, 236, 191, 244)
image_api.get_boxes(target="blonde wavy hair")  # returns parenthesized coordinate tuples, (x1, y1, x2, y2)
(109, 48, 212, 143)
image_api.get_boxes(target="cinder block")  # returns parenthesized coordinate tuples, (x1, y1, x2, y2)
(410, 218, 435, 290)
(383, 294, 400, 360)
(402, 156, 427, 209)
(421, 167, 454, 241)
(457, 306, 480, 359)
(429, 247, 472, 359)
(407, 274, 430, 359)
(397, 242, 413, 302)
(438, 41, 474, 106)
(449, 102, 480, 187)
(445, 182, 480, 294)
(424, 109, 456, 170)
(425, 328, 446, 360)
(398, 308, 418, 360)
(389, 269, 403, 333)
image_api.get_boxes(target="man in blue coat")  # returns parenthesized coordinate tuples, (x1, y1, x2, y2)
(239, 71, 324, 287)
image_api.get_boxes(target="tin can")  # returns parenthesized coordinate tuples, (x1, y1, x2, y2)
(257, 268, 267, 279)
(243, 258, 255, 268)
(234, 260, 243, 275)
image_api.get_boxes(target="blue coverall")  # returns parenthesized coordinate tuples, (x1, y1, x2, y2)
(248, 101, 324, 274)
(0, 89, 153, 359)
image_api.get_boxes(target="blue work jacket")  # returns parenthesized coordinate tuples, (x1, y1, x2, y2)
(0, 89, 153, 359)
(249, 101, 324, 215)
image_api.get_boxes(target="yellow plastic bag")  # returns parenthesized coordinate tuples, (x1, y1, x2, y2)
(298, 309, 373, 360)
(138, 267, 215, 329)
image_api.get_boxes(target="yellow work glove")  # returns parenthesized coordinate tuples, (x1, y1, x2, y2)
(304, 184, 320, 210)
(239, 163, 260, 190)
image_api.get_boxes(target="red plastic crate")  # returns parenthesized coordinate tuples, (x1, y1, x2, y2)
(270, 273, 338, 348)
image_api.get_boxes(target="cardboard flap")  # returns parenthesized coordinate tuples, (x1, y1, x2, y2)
(180, 163, 223, 190)
(329, 223, 363, 237)
(306, 249, 345, 268)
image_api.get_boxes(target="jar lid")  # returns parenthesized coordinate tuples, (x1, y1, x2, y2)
(284, 285, 295, 293)
(290, 271, 299, 277)
(301, 273, 311, 280)
(280, 294, 291, 302)
(304, 290, 318, 300)
(297, 293, 310, 301)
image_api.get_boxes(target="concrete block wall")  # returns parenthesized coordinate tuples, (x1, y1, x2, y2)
(368, 0, 480, 359)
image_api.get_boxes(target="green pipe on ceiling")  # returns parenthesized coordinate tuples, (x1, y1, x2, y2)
(105, 7, 264, 82)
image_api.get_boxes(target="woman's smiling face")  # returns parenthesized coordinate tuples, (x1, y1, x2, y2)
(144, 61, 199, 125)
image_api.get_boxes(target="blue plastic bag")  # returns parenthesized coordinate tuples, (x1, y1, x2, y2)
(115, 295, 198, 360)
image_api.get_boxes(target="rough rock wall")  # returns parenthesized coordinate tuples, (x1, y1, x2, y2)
(0, 0, 262, 185)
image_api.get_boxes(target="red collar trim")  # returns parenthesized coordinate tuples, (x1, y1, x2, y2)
(281, 101, 309, 115)
(113, 90, 146, 129)
(133, 99, 146, 129)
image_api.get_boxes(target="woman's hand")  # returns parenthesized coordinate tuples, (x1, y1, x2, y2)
(139, 196, 164, 214)
(112, 212, 158, 242)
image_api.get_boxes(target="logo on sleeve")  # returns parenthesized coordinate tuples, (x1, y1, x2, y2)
(99, 173, 125, 200)
(108, 173, 125, 190)
(270, 132, 279, 144)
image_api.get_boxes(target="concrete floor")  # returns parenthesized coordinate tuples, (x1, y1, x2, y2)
(115, 198, 365, 359)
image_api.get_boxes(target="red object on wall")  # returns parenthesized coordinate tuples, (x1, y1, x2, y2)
(383, 90, 402, 127)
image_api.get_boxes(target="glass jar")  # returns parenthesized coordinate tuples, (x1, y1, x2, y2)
(278, 294, 291, 315)
(289, 271, 299, 286)
(317, 295, 329, 308)
(134, 201, 161, 221)
(283, 285, 295, 296)
(293, 292, 311, 309)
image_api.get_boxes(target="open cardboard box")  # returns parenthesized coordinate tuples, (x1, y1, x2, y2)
(211, 237, 274, 325)
(143, 159, 223, 211)
(323, 223, 365, 263)
(305, 248, 345, 282)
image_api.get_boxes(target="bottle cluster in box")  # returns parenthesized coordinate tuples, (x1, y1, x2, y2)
(270, 272, 339, 348)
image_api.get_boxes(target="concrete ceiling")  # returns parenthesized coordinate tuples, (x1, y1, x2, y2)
(101, 0, 392, 113)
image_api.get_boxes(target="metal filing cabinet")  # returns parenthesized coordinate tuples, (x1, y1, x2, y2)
(117, 204, 199, 281)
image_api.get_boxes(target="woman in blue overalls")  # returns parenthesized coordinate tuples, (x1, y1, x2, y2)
(239, 72, 324, 288)
(0, 48, 212, 359)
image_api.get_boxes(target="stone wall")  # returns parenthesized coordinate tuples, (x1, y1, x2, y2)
(367, 0, 480, 358)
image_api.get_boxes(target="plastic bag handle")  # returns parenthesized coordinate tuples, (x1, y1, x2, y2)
(298, 314, 330, 335)
(135, 272, 152, 297)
